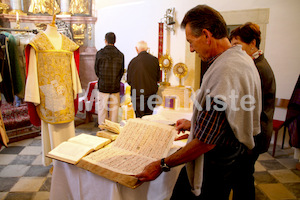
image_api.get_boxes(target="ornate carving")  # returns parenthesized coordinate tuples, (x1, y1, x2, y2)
(69, 0, 89, 15)
(0, 2, 9, 14)
(72, 23, 86, 46)
(56, 20, 73, 40)
(28, 0, 60, 15)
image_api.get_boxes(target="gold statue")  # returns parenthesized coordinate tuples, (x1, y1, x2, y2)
(69, 0, 89, 15)
(28, 0, 60, 15)
(0, 2, 9, 14)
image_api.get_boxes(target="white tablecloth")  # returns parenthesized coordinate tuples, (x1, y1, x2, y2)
(50, 153, 184, 200)
(50, 108, 190, 200)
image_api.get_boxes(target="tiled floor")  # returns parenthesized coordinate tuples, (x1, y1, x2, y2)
(0, 116, 300, 200)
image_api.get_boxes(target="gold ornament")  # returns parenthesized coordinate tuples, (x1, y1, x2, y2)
(69, 0, 90, 15)
(173, 62, 188, 87)
(0, 2, 9, 14)
(28, 0, 60, 15)
(72, 23, 86, 46)
(159, 52, 172, 86)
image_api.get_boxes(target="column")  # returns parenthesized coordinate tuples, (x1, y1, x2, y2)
(59, 0, 71, 15)
(9, 0, 26, 15)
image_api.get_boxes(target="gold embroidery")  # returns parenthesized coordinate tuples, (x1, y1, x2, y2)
(29, 33, 79, 124)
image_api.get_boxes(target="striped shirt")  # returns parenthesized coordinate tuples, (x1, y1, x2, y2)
(194, 98, 240, 147)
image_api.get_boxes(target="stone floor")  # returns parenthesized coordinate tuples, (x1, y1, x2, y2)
(0, 115, 300, 200)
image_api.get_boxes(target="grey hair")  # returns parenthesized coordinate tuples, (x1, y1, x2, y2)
(136, 41, 148, 52)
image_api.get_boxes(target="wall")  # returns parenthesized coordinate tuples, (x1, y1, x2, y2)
(94, 0, 300, 101)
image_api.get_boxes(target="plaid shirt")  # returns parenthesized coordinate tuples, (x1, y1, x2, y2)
(194, 98, 240, 147)
(94, 45, 124, 93)
(195, 49, 240, 147)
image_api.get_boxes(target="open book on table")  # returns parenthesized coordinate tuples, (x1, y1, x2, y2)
(77, 118, 177, 189)
(47, 133, 111, 165)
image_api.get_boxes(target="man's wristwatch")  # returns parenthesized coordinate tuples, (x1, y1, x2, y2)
(160, 158, 171, 172)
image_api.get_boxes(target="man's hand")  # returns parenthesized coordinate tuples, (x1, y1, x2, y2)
(136, 139, 216, 183)
(135, 160, 162, 182)
(175, 119, 191, 134)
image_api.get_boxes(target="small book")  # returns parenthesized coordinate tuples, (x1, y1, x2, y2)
(96, 130, 118, 141)
(47, 133, 111, 165)
(98, 119, 121, 134)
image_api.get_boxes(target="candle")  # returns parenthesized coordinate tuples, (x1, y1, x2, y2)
(16, 12, 19, 22)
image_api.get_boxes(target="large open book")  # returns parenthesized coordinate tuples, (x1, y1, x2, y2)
(47, 133, 111, 165)
(77, 118, 177, 188)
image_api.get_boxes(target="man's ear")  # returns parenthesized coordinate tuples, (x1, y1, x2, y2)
(135, 47, 139, 54)
(202, 29, 212, 44)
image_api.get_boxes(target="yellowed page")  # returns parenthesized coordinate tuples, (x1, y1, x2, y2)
(68, 133, 111, 150)
(112, 118, 176, 159)
(81, 147, 155, 175)
(47, 141, 93, 164)
(81, 118, 176, 175)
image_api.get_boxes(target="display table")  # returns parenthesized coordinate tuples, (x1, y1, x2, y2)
(50, 149, 184, 200)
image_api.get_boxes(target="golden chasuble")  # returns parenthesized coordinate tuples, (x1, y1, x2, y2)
(29, 33, 79, 124)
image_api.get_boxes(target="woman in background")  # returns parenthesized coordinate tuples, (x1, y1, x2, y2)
(230, 22, 276, 199)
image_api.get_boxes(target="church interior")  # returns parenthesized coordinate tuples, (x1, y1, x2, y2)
(0, 0, 300, 199)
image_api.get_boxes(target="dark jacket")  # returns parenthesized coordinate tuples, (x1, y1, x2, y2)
(254, 54, 276, 153)
(94, 45, 124, 93)
(287, 75, 300, 148)
(127, 51, 160, 97)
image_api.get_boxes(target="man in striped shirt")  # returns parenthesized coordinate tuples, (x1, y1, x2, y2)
(136, 5, 261, 200)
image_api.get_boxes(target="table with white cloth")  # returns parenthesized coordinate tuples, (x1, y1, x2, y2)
(50, 108, 192, 200)
(50, 151, 184, 200)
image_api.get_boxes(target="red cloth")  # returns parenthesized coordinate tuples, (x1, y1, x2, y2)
(158, 22, 164, 82)
(273, 119, 284, 130)
(80, 81, 125, 114)
(25, 45, 80, 126)
(73, 48, 80, 115)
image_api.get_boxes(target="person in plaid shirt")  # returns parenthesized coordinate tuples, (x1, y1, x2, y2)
(94, 32, 124, 125)
(136, 5, 262, 200)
